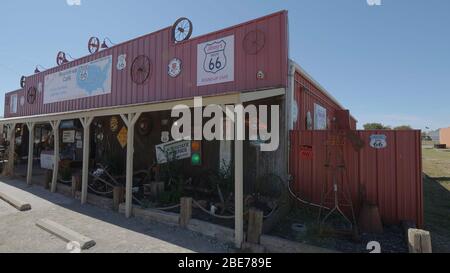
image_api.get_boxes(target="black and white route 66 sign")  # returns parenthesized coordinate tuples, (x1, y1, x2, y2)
(370, 134, 387, 149)
(197, 35, 234, 86)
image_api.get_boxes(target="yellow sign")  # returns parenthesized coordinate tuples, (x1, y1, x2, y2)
(117, 126, 128, 148)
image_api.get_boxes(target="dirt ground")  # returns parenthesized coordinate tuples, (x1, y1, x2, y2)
(0, 178, 232, 253)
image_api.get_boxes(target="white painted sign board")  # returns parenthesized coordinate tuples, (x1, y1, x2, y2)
(40, 151, 54, 170)
(197, 35, 234, 86)
(314, 103, 327, 130)
(44, 55, 112, 104)
(155, 140, 191, 164)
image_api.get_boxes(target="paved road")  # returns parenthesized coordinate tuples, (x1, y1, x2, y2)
(0, 178, 232, 253)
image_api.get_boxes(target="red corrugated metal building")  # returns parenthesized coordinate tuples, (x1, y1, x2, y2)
(0, 10, 423, 246)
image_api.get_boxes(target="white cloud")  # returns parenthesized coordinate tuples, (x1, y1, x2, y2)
(367, 0, 382, 6)
(67, 0, 81, 6)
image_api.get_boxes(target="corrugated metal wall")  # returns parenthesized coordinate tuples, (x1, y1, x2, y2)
(293, 72, 357, 131)
(5, 11, 288, 118)
(290, 130, 423, 227)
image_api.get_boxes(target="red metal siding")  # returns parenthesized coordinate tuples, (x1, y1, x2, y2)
(289, 130, 423, 227)
(5, 11, 288, 118)
(293, 71, 349, 130)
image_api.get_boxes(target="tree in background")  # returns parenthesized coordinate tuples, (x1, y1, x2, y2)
(393, 125, 413, 130)
(363, 123, 391, 130)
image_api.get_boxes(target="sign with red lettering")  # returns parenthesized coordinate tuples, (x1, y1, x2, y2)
(300, 145, 313, 160)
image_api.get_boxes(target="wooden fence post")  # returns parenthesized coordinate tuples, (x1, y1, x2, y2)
(113, 186, 125, 212)
(247, 208, 264, 244)
(179, 197, 192, 228)
(71, 174, 81, 198)
(408, 229, 432, 253)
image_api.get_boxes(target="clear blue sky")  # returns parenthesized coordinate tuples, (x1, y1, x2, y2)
(0, 0, 449, 130)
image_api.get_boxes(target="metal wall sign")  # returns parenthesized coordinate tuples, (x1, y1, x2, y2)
(370, 134, 387, 149)
(300, 145, 313, 160)
(197, 35, 234, 86)
(44, 55, 112, 104)
(155, 140, 191, 164)
(168, 58, 182, 78)
(314, 104, 327, 130)
(117, 54, 127, 71)
(62, 130, 76, 143)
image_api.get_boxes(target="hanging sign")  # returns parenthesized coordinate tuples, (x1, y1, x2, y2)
(197, 35, 234, 86)
(370, 134, 387, 149)
(155, 140, 191, 164)
(44, 55, 112, 104)
(117, 127, 128, 148)
(300, 145, 313, 160)
(62, 130, 76, 143)
(40, 151, 54, 170)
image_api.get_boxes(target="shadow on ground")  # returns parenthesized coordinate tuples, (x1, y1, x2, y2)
(0, 177, 232, 253)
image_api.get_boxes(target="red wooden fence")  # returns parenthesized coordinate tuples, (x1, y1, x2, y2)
(289, 130, 423, 227)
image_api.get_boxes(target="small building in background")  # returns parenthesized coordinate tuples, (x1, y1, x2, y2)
(440, 127, 450, 147)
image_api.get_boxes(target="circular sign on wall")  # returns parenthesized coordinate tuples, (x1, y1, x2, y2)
(168, 58, 182, 78)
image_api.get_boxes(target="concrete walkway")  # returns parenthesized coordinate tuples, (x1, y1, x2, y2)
(0, 178, 232, 253)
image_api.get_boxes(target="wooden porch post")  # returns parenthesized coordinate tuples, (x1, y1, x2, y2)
(120, 112, 142, 218)
(50, 120, 61, 193)
(26, 122, 35, 185)
(235, 107, 244, 248)
(80, 116, 94, 204)
(3, 123, 16, 177)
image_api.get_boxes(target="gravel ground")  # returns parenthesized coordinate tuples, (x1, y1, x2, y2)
(270, 205, 408, 253)
(0, 178, 233, 253)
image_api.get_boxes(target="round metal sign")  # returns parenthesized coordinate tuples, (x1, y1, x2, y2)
(168, 58, 182, 78)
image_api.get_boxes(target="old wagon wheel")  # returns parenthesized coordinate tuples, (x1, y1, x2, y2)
(20, 76, 26, 88)
(171, 17, 193, 42)
(56, 51, 68, 66)
(88, 37, 100, 54)
(243, 30, 266, 55)
(131, 55, 152, 85)
(27, 86, 37, 104)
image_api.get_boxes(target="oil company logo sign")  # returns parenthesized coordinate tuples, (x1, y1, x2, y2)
(197, 35, 234, 86)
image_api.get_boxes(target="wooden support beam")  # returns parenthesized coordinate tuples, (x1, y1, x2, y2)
(408, 229, 432, 253)
(26, 122, 35, 185)
(113, 186, 125, 211)
(234, 108, 244, 249)
(247, 208, 264, 244)
(2, 124, 16, 177)
(50, 120, 61, 193)
(80, 116, 94, 205)
(179, 197, 192, 228)
(120, 112, 142, 218)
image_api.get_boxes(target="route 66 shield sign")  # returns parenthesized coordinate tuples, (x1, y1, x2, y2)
(117, 54, 127, 71)
(197, 35, 234, 86)
(203, 40, 227, 74)
(370, 134, 387, 149)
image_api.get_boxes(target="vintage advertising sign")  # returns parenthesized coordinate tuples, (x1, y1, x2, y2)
(300, 145, 313, 160)
(40, 151, 54, 170)
(62, 130, 76, 143)
(44, 55, 112, 104)
(155, 140, 191, 164)
(197, 35, 234, 86)
(370, 134, 387, 149)
(314, 104, 327, 130)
